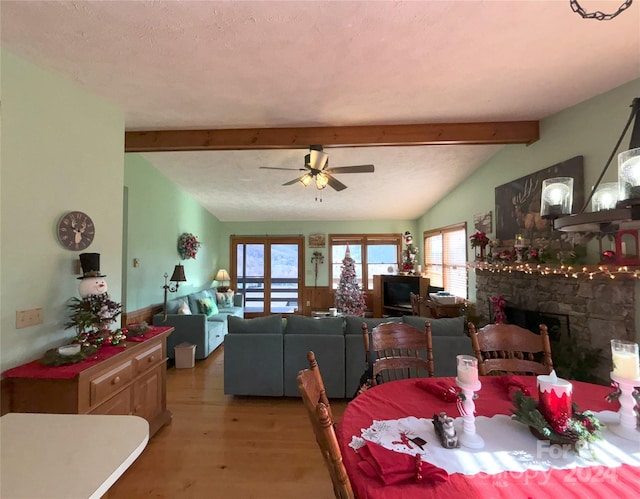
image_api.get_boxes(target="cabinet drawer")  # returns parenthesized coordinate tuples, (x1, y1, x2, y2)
(134, 343, 163, 374)
(90, 386, 132, 415)
(90, 360, 133, 406)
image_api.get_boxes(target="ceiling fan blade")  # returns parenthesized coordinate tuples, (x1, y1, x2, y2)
(325, 164, 375, 174)
(283, 175, 306, 186)
(260, 166, 305, 171)
(327, 175, 348, 191)
(309, 149, 329, 171)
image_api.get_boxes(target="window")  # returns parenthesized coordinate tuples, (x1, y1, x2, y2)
(231, 236, 304, 317)
(329, 234, 402, 290)
(424, 223, 467, 298)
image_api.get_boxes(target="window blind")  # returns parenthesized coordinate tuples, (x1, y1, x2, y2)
(423, 224, 467, 298)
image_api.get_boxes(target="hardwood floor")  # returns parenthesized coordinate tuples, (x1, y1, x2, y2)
(108, 345, 347, 499)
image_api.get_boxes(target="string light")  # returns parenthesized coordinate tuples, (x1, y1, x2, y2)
(469, 262, 640, 280)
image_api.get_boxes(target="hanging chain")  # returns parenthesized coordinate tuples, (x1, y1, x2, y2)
(570, 0, 633, 20)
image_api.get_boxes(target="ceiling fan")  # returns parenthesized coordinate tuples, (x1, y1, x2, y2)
(260, 145, 375, 191)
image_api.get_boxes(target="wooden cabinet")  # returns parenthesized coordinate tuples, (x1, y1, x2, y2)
(8, 327, 173, 438)
(372, 275, 431, 317)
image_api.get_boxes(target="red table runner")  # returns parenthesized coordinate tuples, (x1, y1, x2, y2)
(337, 376, 639, 499)
(2, 326, 172, 380)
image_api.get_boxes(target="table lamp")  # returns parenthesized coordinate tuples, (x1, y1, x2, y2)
(215, 268, 231, 292)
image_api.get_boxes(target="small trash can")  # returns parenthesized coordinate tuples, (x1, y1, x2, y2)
(174, 342, 196, 368)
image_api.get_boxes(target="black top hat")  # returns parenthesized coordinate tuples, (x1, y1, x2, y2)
(77, 253, 106, 279)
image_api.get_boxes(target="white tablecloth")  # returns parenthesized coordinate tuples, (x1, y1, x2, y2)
(349, 411, 640, 475)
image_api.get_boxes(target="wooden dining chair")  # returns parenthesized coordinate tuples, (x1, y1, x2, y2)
(409, 291, 422, 316)
(362, 321, 434, 384)
(297, 352, 354, 499)
(468, 322, 553, 376)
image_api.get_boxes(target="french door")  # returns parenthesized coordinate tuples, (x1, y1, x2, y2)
(231, 236, 304, 317)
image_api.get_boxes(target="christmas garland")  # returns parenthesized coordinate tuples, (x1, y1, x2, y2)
(178, 233, 201, 260)
(510, 390, 603, 454)
(124, 321, 150, 337)
(40, 345, 99, 366)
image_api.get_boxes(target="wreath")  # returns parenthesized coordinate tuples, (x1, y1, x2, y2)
(178, 233, 201, 260)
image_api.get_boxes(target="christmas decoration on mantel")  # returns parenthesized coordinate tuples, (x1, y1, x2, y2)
(471, 261, 640, 280)
(334, 245, 366, 316)
(469, 231, 490, 261)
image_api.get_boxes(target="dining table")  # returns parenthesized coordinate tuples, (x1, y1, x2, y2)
(336, 375, 640, 498)
(0, 412, 149, 498)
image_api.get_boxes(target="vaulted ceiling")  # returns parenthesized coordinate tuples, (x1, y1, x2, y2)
(2, 1, 639, 221)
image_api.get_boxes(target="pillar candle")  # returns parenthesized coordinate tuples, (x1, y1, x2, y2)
(457, 355, 478, 385)
(611, 339, 640, 379)
(537, 370, 573, 424)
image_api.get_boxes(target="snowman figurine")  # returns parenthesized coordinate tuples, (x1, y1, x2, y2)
(78, 253, 108, 297)
(77, 253, 123, 345)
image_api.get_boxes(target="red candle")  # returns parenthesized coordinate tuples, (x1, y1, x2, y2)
(537, 371, 573, 428)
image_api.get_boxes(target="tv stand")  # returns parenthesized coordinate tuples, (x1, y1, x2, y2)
(372, 274, 430, 318)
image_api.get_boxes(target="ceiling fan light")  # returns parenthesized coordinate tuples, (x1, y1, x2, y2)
(316, 172, 329, 189)
(300, 174, 313, 187)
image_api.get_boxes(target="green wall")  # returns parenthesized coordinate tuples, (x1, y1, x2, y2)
(123, 154, 224, 310)
(418, 78, 640, 300)
(1, 48, 124, 371)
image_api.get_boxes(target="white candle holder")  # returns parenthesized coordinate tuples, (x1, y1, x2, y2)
(609, 373, 640, 440)
(455, 378, 485, 449)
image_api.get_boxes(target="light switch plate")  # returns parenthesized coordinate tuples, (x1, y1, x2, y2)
(16, 308, 44, 329)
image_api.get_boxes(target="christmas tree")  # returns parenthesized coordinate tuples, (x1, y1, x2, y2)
(335, 245, 366, 316)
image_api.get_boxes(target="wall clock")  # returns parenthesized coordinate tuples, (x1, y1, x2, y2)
(57, 211, 95, 251)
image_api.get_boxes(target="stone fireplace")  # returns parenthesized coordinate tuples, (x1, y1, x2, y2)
(475, 269, 639, 382)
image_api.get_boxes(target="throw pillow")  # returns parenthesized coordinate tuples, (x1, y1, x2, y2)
(216, 290, 234, 308)
(228, 314, 283, 334)
(198, 297, 218, 317)
(402, 315, 464, 336)
(284, 315, 344, 335)
(177, 301, 191, 315)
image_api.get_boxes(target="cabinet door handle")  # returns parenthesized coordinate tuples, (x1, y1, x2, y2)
(134, 405, 141, 413)
(111, 376, 121, 385)
(148, 355, 156, 363)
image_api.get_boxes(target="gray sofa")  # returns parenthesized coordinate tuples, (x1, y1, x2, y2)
(223, 314, 473, 398)
(152, 287, 244, 360)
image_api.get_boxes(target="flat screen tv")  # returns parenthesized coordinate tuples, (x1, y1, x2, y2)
(383, 277, 419, 309)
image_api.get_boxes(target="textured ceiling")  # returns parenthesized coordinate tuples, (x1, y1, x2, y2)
(2, 1, 639, 221)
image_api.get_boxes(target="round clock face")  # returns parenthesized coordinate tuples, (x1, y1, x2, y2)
(57, 211, 95, 251)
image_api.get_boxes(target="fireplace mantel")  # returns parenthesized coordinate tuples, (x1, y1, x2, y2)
(470, 262, 640, 280)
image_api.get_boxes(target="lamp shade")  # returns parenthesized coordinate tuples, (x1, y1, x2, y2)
(540, 177, 573, 219)
(299, 174, 313, 187)
(315, 172, 329, 189)
(215, 269, 230, 283)
(170, 264, 187, 282)
(618, 147, 640, 204)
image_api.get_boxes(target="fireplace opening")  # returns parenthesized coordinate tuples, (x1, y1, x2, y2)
(489, 301, 570, 342)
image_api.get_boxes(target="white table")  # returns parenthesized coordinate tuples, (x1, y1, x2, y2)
(0, 413, 149, 498)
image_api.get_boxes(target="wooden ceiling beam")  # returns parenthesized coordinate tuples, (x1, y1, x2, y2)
(124, 121, 539, 152)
